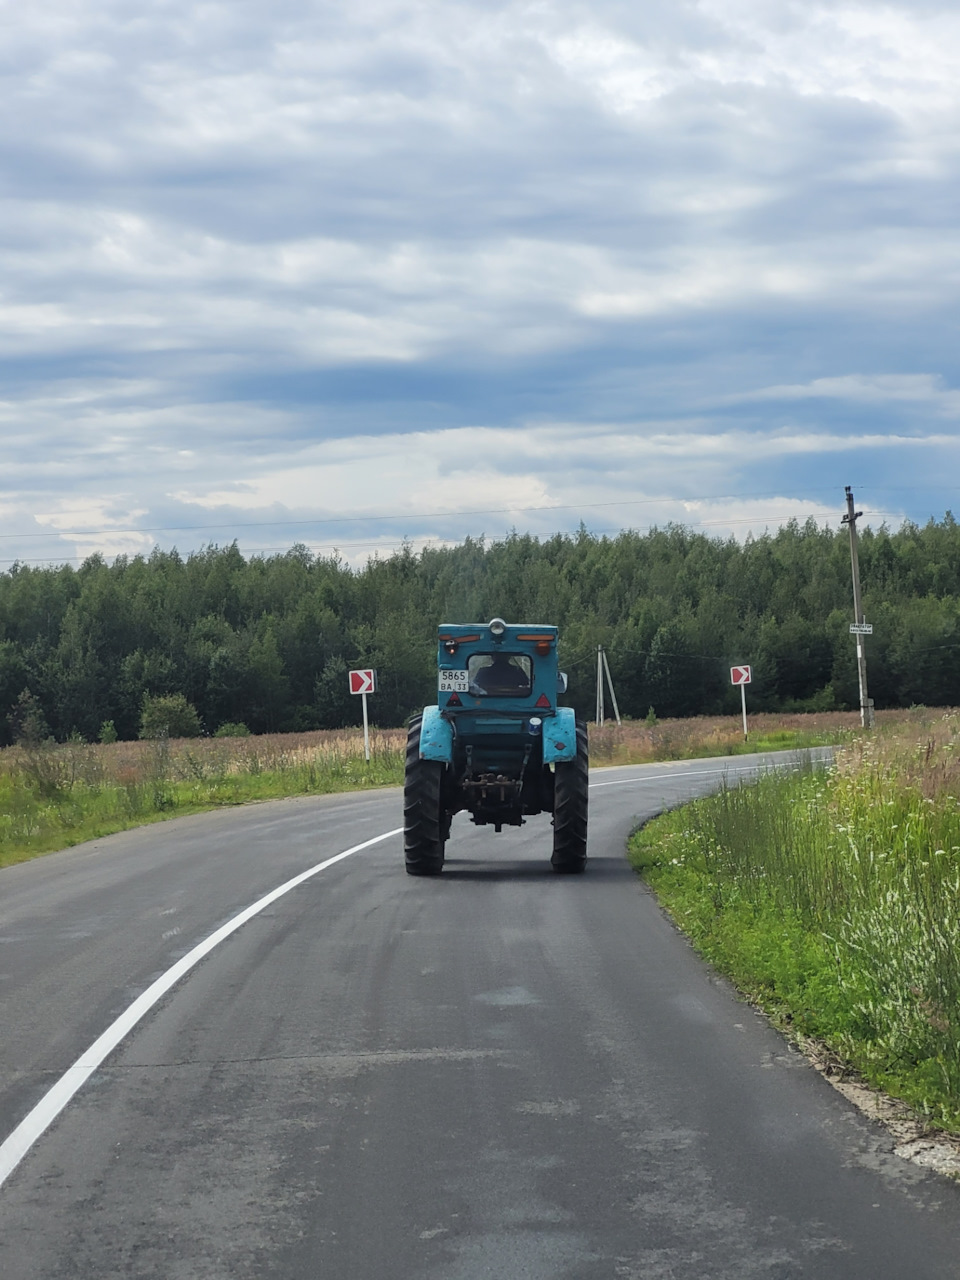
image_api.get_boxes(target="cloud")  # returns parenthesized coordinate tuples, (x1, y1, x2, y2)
(0, 1, 956, 568)
(157, 419, 933, 551)
(732, 374, 960, 415)
(545, 2, 960, 121)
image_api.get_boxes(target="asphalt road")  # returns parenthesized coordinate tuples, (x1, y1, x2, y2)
(2, 751, 960, 1278)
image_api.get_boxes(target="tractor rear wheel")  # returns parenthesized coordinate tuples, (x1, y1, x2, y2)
(404, 716, 446, 876)
(551, 718, 588, 873)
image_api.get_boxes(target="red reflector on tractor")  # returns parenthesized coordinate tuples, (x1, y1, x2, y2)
(447, 692, 462, 706)
(535, 694, 551, 708)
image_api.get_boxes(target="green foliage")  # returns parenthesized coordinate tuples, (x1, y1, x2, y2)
(98, 719, 118, 744)
(314, 654, 357, 728)
(10, 688, 65, 799)
(214, 721, 251, 738)
(0, 517, 958, 738)
(10, 688, 50, 746)
(139, 693, 202, 740)
(630, 726, 960, 1128)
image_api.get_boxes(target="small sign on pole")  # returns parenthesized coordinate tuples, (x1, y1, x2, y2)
(348, 668, 378, 761)
(849, 622, 873, 635)
(730, 665, 751, 739)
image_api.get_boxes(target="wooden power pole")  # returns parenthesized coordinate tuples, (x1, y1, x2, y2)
(841, 486, 875, 728)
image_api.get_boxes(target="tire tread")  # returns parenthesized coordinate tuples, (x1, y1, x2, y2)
(404, 716, 445, 876)
(551, 718, 588, 873)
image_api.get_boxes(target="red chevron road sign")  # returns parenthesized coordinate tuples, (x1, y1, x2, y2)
(349, 668, 377, 695)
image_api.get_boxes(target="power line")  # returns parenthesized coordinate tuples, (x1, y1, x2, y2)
(0, 511, 902, 563)
(0, 496, 740, 541)
(0, 492, 901, 543)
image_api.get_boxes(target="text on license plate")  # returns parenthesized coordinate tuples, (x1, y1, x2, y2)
(439, 670, 469, 693)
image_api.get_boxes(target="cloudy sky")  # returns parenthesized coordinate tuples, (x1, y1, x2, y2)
(2, 0, 958, 568)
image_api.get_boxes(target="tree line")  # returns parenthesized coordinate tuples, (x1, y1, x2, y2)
(0, 514, 958, 744)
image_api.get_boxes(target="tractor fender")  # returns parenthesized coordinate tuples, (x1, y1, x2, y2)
(418, 705, 454, 763)
(543, 707, 578, 763)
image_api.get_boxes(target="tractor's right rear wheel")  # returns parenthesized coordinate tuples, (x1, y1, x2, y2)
(404, 716, 446, 876)
(551, 717, 588, 873)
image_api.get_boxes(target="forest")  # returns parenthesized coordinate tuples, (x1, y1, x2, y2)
(0, 514, 958, 744)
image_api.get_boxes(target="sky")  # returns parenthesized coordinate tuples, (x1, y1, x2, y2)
(1, 0, 959, 569)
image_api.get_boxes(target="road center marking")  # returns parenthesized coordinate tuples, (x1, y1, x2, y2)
(0, 825, 403, 1190)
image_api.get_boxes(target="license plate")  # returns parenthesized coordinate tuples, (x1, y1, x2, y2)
(439, 669, 469, 693)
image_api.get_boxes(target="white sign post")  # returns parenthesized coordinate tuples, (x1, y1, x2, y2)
(348, 668, 378, 761)
(730, 665, 752, 740)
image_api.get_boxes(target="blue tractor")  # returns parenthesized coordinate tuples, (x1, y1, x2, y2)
(403, 618, 588, 875)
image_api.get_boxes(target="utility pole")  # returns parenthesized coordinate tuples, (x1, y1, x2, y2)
(601, 648, 622, 725)
(841, 486, 874, 728)
(595, 645, 622, 727)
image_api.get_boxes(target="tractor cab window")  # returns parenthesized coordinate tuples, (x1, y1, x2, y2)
(468, 652, 532, 697)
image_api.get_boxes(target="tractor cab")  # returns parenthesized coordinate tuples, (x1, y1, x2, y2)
(437, 618, 562, 711)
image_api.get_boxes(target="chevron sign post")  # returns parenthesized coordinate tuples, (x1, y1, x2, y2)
(348, 668, 378, 760)
(730, 665, 751, 739)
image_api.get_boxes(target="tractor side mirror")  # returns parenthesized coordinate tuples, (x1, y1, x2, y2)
(557, 671, 568, 694)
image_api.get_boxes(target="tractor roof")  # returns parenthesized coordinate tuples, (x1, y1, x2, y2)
(437, 620, 558, 644)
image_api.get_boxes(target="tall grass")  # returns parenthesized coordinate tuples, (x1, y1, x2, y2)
(0, 729, 406, 867)
(630, 711, 960, 1128)
(0, 710, 860, 870)
(587, 707, 918, 765)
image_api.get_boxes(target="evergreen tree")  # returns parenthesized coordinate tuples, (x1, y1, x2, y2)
(0, 514, 955, 736)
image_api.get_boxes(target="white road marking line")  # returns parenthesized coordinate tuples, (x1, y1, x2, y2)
(591, 752, 829, 783)
(590, 765, 763, 789)
(0, 825, 403, 1191)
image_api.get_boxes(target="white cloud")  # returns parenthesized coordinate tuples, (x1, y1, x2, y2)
(544, 3, 960, 122)
(677, 495, 851, 538)
(735, 374, 960, 415)
(169, 420, 954, 520)
(33, 500, 153, 561)
(0, 1, 956, 565)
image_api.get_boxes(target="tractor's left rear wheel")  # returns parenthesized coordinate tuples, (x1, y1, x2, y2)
(404, 717, 446, 876)
(551, 717, 588, 873)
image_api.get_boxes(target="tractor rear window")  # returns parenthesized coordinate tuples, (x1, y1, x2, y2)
(468, 653, 532, 697)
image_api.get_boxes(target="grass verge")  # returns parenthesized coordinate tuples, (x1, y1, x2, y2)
(0, 731, 405, 868)
(588, 707, 928, 765)
(628, 712, 960, 1131)
(0, 707, 949, 872)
